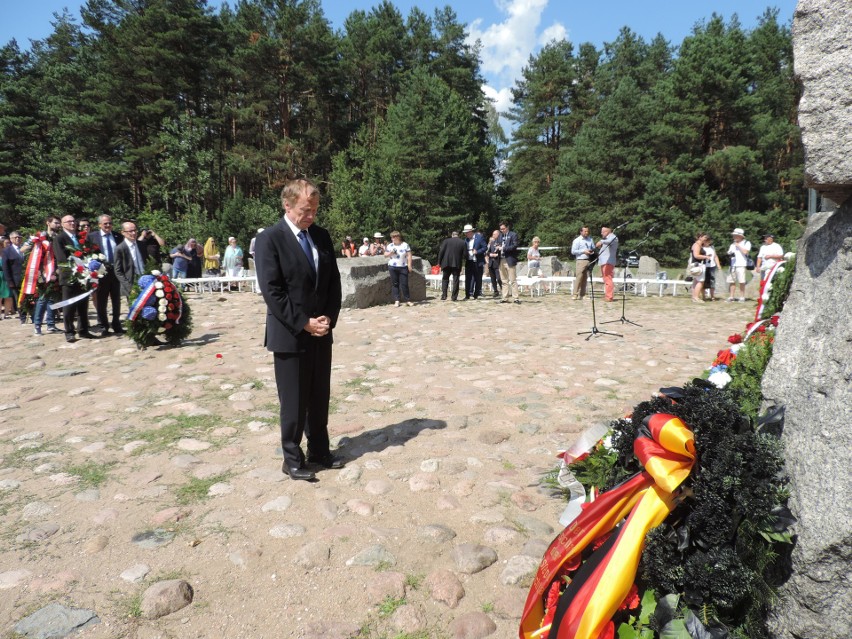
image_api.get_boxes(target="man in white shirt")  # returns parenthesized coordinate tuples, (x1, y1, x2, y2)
(358, 237, 370, 256)
(570, 226, 595, 300)
(115, 220, 148, 299)
(755, 234, 784, 280)
(726, 228, 752, 302)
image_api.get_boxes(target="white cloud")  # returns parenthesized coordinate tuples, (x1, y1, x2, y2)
(466, 0, 566, 128)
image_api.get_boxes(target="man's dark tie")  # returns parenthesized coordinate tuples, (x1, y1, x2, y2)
(104, 233, 113, 262)
(298, 230, 315, 273)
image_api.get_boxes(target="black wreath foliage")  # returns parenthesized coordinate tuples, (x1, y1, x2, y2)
(571, 383, 790, 638)
(124, 277, 193, 348)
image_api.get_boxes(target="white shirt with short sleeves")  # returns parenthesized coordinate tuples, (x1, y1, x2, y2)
(727, 240, 752, 267)
(387, 241, 410, 268)
(757, 243, 784, 271)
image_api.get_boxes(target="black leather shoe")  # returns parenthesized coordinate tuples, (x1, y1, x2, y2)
(308, 454, 345, 469)
(65, 335, 76, 343)
(78, 331, 97, 339)
(282, 463, 316, 481)
(112, 327, 126, 334)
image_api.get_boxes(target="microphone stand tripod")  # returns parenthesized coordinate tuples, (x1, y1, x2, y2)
(578, 257, 622, 340)
(602, 228, 653, 328)
(602, 255, 641, 327)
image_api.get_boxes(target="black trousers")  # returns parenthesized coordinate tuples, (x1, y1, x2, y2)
(94, 270, 122, 330)
(60, 283, 90, 336)
(465, 260, 483, 298)
(441, 267, 461, 300)
(488, 260, 502, 293)
(273, 338, 333, 469)
(389, 265, 409, 302)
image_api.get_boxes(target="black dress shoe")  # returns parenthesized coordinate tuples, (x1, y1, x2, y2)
(282, 463, 316, 481)
(78, 331, 97, 339)
(112, 327, 126, 334)
(308, 454, 345, 469)
(65, 335, 77, 343)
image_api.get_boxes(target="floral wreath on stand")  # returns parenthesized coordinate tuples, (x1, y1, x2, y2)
(17, 232, 60, 318)
(125, 271, 192, 349)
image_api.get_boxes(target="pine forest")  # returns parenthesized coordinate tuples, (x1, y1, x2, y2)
(0, 0, 804, 264)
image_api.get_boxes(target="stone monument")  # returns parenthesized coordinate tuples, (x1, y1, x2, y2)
(763, 2, 852, 638)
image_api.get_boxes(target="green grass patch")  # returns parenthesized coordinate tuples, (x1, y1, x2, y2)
(404, 573, 423, 590)
(65, 461, 115, 488)
(174, 474, 230, 505)
(126, 414, 223, 454)
(377, 596, 406, 618)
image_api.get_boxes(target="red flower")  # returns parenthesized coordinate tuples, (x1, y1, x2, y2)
(74, 250, 83, 258)
(618, 583, 640, 611)
(78, 231, 88, 242)
(727, 334, 743, 344)
(712, 349, 735, 367)
(163, 322, 173, 330)
(91, 282, 98, 289)
(76, 265, 85, 273)
(770, 315, 779, 327)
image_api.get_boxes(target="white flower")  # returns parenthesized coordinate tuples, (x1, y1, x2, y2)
(602, 435, 613, 450)
(154, 281, 164, 289)
(98, 253, 106, 261)
(151, 270, 161, 276)
(708, 371, 732, 389)
(730, 343, 743, 355)
(155, 290, 165, 298)
(158, 313, 167, 321)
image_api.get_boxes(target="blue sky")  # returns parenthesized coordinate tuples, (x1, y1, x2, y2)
(3, 0, 797, 114)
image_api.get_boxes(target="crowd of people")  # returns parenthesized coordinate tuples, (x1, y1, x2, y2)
(688, 227, 784, 303)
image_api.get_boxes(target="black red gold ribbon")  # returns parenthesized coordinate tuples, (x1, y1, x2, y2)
(520, 414, 695, 639)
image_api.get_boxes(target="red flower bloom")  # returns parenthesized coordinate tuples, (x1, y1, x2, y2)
(76, 265, 85, 273)
(618, 583, 640, 611)
(712, 349, 736, 367)
(163, 322, 173, 330)
(770, 315, 780, 327)
(73, 250, 83, 258)
(727, 334, 743, 344)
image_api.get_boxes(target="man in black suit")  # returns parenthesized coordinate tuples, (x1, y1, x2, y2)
(114, 220, 147, 299)
(255, 179, 343, 482)
(53, 215, 95, 342)
(498, 220, 521, 304)
(87, 214, 124, 334)
(2, 230, 27, 322)
(437, 230, 466, 301)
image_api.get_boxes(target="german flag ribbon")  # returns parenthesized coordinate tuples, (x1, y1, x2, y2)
(520, 414, 695, 639)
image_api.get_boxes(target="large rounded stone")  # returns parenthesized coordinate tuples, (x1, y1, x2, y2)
(140, 579, 193, 619)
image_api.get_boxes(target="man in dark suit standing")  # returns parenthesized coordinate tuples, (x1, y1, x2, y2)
(114, 220, 147, 299)
(462, 223, 487, 300)
(87, 214, 124, 334)
(53, 214, 95, 342)
(255, 179, 343, 482)
(2, 230, 27, 322)
(437, 230, 466, 301)
(498, 220, 521, 304)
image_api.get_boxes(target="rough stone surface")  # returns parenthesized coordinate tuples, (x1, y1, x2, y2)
(13, 602, 99, 638)
(793, 0, 852, 203)
(140, 579, 194, 619)
(451, 543, 498, 574)
(764, 203, 852, 639)
(449, 611, 497, 639)
(338, 256, 427, 308)
(425, 569, 465, 608)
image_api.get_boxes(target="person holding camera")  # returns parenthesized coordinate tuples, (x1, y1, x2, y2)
(726, 228, 751, 302)
(384, 230, 413, 307)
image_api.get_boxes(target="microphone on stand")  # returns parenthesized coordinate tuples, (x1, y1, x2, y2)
(613, 221, 628, 231)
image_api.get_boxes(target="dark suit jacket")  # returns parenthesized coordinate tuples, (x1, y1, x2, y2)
(87, 229, 122, 265)
(115, 240, 146, 296)
(466, 233, 487, 264)
(1, 245, 24, 288)
(255, 219, 342, 354)
(438, 236, 466, 269)
(500, 230, 520, 267)
(53, 231, 80, 287)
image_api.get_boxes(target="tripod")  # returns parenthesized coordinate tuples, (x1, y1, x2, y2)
(602, 261, 641, 327)
(578, 261, 622, 340)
